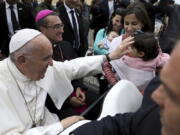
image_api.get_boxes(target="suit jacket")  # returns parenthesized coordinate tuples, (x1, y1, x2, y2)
(0, 2, 35, 56)
(71, 77, 161, 135)
(56, 4, 88, 57)
(158, 0, 180, 54)
(53, 40, 78, 61)
(99, 0, 121, 26)
(90, 0, 122, 39)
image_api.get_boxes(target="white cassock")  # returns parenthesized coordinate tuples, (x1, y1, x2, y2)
(0, 56, 104, 135)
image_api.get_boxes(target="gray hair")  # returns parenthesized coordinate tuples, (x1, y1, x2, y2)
(10, 41, 34, 62)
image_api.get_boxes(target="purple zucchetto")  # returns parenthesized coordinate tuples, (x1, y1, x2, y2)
(35, 9, 54, 22)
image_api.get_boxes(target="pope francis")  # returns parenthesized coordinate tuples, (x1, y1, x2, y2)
(0, 28, 134, 134)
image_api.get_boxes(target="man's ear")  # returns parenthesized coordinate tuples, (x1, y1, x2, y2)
(17, 55, 26, 64)
(39, 26, 46, 33)
(137, 51, 145, 58)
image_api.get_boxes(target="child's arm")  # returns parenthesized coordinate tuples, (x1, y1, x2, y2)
(93, 29, 109, 55)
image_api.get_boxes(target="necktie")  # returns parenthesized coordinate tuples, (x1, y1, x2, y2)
(70, 10, 80, 49)
(9, 5, 19, 33)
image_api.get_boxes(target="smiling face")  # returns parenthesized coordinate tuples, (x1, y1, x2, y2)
(111, 14, 122, 33)
(124, 13, 144, 36)
(152, 42, 180, 135)
(40, 15, 64, 44)
(19, 35, 53, 81)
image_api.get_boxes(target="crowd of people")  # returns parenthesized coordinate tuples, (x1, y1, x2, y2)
(0, 0, 180, 135)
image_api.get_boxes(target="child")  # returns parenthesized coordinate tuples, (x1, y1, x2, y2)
(97, 31, 119, 51)
(109, 32, 170, 91)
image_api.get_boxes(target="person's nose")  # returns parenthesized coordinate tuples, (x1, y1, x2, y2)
(60, 27, 64, 33)
(57, 26, 64, 33)
(127, 25, 133, 32)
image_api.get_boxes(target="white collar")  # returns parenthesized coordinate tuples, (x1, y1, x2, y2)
(5, 1, 17, 10)
(7, 58, 31, 82)
(64, 2, 74, 13)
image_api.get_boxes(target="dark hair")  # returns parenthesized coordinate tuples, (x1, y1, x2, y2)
(133, 32, 159, 61)
(124, 2, 153, 32)
(36, 12, 59, 30)
(104, 9, 125, 36)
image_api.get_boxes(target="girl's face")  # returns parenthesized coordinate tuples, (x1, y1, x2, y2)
(127, 45, 144, 58)
(112, 15, 122, 32)
(124, 13, 144, 36)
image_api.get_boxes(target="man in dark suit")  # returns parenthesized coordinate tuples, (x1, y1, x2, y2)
(56, 0, 88, 57)
(0, 0, 35, 57)
(99, 0, 123, 29)
(71, 76, 161, 135)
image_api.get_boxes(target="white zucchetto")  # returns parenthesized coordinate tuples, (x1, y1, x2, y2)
(9, 29, 41, 53)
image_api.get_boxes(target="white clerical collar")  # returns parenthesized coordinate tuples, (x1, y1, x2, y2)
(5, 1, 17, 10)
(7, 58, 31, 82)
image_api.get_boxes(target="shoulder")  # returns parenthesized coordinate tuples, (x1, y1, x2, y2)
(96, 28, 106, 36)
(0, 2, 5, 7)
(56, 4, 65, 11)
(17, 2, 26, 8)
(17, 2, 31, 11)
(99, 28, 106, 33)
(59, 40, 73, 50)
(0, 60, 12, 88)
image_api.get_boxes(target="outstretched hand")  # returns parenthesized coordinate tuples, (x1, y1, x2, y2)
(109, 36, 134, 60)
(61, 115, 85, 129)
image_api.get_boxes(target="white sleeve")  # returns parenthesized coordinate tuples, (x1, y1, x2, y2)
(109, 36, 123, 52)
(54, 55, 105, 81)
(24, 122, 63, 135)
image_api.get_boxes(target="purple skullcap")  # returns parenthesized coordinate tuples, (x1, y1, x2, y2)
(35, 9, 54, 22)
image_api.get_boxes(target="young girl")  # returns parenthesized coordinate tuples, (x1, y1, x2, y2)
(107, 32, 169, 91)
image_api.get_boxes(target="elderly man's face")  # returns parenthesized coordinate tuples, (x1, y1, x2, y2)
(65, 0, 79, 9)
(22, 35, 53, 81)
(41, 15, 64, 44)
(152, 42, 180, 135)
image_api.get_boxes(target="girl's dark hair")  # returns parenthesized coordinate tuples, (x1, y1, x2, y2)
(124, 2, 153, 32)
(133, 32, 159, 61)
(104, 9, 125, 36)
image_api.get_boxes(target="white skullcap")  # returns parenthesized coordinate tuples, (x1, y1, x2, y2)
(9, 29, 41, 53)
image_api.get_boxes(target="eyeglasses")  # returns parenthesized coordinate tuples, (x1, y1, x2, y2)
(46, 23, 64, 30)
